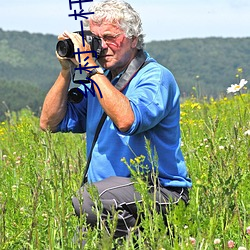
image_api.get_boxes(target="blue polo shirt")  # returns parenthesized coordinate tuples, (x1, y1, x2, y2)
(58, 52, 192, 188)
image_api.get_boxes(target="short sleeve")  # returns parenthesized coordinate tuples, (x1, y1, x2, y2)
(118, 63, 179, 135)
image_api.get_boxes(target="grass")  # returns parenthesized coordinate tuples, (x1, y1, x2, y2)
(0, 93, 249, 249)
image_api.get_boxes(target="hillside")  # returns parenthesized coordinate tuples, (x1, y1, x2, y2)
(0, 28, 249, 120)
(0, 29, 60, 120)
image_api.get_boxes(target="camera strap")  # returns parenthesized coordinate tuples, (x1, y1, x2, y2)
(81, 50, 150, 186)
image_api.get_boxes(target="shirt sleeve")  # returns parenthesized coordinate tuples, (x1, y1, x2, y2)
(119, 63, 180, 135)
(57, 93, 87, 133)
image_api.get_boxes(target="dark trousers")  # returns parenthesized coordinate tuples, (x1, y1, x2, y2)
(72, 176, 189, 238)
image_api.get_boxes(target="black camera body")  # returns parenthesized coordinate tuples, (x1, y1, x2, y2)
(56, 31, 102, 59)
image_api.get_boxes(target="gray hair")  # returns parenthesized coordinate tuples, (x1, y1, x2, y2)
(85, 0, 145, 49)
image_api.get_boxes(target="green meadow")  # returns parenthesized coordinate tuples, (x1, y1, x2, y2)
(0, 91, 249, 249)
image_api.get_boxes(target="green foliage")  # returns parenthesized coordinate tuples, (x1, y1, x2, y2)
(0, 28, 61, 121)
(0, 109, 85, 249)
(0, 79, 46, 121)
(0, 93, 249, 249)
(0, 28, 60, 90)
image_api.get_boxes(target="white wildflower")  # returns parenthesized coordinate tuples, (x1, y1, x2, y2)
(238, 247, 246, 250)
(214, 238, 221, 244)
(227, 79, 248, 93)
(244, 130, 250, 136)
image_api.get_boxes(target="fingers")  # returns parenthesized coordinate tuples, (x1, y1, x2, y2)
(58, 31, 91, 50)
(55, 51, 78, 68)
(58, 31, 69, 41)
(57, 31, 81, 42)
(64, 31, 83, 46)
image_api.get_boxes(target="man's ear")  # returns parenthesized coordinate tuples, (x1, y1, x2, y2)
(131, 36, 139, 49)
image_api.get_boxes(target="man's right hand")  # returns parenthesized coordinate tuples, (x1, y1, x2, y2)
(56, 33, 76, 72)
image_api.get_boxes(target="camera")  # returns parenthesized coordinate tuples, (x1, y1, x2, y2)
(56, 31, 103, 59)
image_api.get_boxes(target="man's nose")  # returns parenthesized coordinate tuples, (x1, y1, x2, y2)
(101, 38, 109, 49)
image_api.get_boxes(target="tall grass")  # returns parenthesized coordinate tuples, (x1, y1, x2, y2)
(0, 93, 249, 249)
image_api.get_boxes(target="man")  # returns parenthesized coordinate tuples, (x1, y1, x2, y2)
(40, 0, 192, 241)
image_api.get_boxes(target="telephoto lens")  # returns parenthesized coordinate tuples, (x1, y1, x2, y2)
(68, 88, 84, 103)
(56, 39, 75, 58)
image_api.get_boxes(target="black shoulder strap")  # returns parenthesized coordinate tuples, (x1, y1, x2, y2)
(81, 112, 107, 186)
(115, 50, 147, 91)
(81, 50, 149, 186)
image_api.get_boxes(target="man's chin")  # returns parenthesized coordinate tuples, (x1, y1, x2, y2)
(98, 58, 113, 70)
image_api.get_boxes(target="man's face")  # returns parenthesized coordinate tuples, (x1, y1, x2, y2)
(89, 20, 137, 73)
